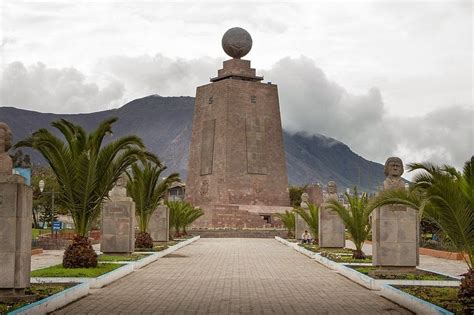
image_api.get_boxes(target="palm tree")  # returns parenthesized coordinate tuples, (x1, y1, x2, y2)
(127, 160, 180, 249)
(166, 200, 203, 238)
(15, 118, 146, 268)
(326, 188, 372, 259)
(293, 202, 319, 243)
(180, 205, 204, 236)
(371, 157, 473, 312)
(275, 210, 296, 238)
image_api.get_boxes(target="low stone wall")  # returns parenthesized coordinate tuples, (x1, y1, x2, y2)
(191, 229, 288, 238)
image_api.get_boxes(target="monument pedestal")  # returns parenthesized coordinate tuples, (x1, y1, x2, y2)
(148, 205, 169, 242)
(101, 196, 135, 254)
(319, 207, 345, 248)
(0, 174, 32, 302)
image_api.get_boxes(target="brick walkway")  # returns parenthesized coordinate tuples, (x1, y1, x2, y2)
(55, 239, 411, 314)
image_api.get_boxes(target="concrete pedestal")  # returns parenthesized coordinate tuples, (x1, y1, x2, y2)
(319, 207, 345, 248)
(148, 205, 169, 242)
(372, 204, 419, 270)
(101, 197, 135, 254)
(0, 174, 32, 300)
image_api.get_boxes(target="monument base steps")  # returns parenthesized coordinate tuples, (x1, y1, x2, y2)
(370, 266, 418, 277)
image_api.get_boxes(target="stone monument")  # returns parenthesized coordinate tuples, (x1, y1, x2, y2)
(0, 122, 33, 301)
(295, 193, 311, 240)
(185, 27, 291, 228)
(319, 181, 345, 248)
(372, 157, 419, 274)
(148, 203, 169, 242)
(101, 174, 135, 254)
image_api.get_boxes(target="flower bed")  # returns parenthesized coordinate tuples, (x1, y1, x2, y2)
(0, 284, 70, 314)
(397, 286, 462, 314)
(320, 252, 372, 263)
(349, 266, 455, 281)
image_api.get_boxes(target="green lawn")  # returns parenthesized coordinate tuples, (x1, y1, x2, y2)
(31, 263, 122, 278)
(98, 254, 150, 262)
(351, 266, 454, 281)
(398, 286, 462, 314)
(0, 284, 67, 314)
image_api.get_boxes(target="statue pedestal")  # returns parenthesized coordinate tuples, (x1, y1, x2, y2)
(148, 205, 169, 242)
(0, 174, 32, 302)
(295, 207, 310, 241)
(372, 204, 419, 274)
(319, 206, 345, 248)
(101, 197, 135, 254)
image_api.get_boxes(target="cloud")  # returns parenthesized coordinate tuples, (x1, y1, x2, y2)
(96, 54, 221, 101)
(262, 56, 472, 169)
(0, 62, 124, 113)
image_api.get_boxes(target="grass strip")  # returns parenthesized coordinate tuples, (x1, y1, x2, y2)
(98, 254, 149, 262)
(351, 266, 454, 281)
(397, 286, 462, 314)
(31, 263, 122, 278)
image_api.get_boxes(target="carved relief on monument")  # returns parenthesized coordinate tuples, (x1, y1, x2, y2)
(200, 119, 216, 175)
(246, 117, 267, 174)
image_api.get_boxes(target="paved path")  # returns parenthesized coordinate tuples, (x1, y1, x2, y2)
(55, 239, 410, 314)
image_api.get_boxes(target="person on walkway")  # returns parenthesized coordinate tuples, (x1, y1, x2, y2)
(301, 230, 312, 244)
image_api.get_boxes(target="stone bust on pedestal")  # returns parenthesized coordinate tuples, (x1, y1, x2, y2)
(372, 157, 419, 275)
(319, 181, 345, 248)
(0, 123, 13, 174)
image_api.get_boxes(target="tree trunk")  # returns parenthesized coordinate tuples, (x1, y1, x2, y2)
(63, 235, 97, 268)
(135, 232, 154, 249)
(352, 249, 366, 259)
(459, 268, 474, 314)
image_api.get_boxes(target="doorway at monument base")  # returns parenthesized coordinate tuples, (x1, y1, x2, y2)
(191, 204, 293, 228)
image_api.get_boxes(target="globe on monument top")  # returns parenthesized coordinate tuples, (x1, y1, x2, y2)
(221, 27, 253, 59)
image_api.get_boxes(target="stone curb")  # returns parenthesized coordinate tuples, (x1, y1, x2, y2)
(379, 284, 454, 315)
(9, 282, 90, 315)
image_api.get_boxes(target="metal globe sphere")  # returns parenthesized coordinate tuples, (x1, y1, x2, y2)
(221, 27, 252, 59)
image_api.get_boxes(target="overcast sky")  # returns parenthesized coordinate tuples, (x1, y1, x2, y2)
(1, 0, 472, 173)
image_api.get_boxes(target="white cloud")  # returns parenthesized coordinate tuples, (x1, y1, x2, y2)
(0, 62, 124, 113)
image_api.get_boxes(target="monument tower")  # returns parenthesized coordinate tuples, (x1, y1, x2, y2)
(185, 27, 291, 227)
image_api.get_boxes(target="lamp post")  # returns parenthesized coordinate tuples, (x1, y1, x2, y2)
(39, 179, 55, 236)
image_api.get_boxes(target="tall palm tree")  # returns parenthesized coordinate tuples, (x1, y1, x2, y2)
(293, 202, 319, 243)
(326, 188, 372, 259)
(15, 118, 146, 268)
(127, 160, 180, 249)
(371, 157, 473, 312)
(275, 210, 296, 238)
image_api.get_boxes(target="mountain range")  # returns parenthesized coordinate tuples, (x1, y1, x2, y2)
(0, 95, 386, 191)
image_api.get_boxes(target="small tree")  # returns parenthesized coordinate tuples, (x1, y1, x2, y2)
(127, 160, 179, 249)
(275, 210, 296, 238)
(293, 202, 319, 243)
(326, 188, 372, 259)
(166, 200, 203, 239)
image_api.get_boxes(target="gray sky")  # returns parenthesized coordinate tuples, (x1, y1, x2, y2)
(1, 0, 472, 172)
